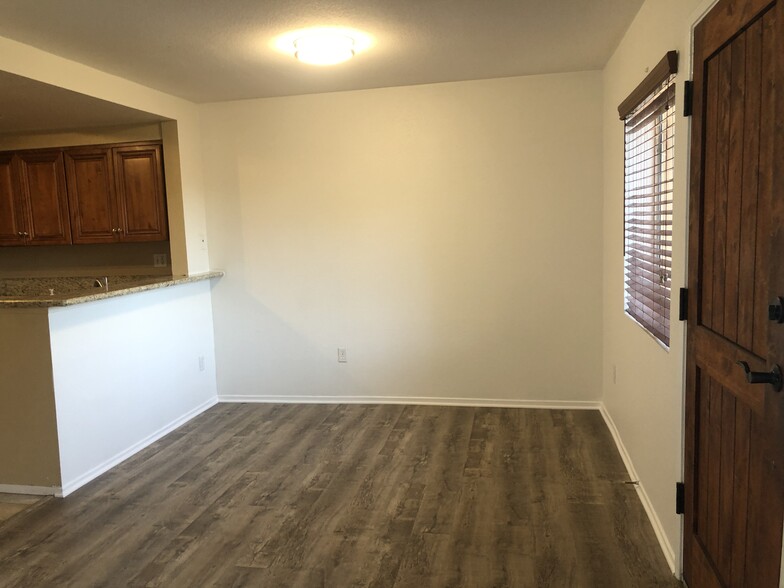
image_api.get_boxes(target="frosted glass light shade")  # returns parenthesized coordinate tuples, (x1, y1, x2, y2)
(295, 34, 355, 65)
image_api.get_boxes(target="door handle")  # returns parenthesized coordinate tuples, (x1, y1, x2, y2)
(737, 361, 783, 391)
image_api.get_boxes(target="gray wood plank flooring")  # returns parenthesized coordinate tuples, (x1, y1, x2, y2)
(0, 494, 44, 526)
(0, 404, 681, 587)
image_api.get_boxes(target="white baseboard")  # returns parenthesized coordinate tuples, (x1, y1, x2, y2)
(0, 484, 61, 496)
(219, 394, 602, 410)
(599, 403, 676, 574)
(59, 396, 218, 498)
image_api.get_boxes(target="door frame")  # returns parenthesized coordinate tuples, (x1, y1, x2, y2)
(671, 0, 721, 579)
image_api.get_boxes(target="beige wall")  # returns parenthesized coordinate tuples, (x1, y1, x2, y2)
(201, 72, 604, 403)
(0, 309, 61, 487)
(602, 0, 708, 571)
(0, 36, 210, 276)
(0, 123, 161, 150)
(0, 242, 171, 278)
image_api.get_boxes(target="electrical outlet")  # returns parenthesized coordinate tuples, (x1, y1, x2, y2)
(198, 356, 206, 372)
(153, 253, 168, 267)
(337, 348, 347, 363)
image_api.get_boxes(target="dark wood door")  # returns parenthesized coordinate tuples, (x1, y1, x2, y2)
(65, 147, 120, 244)
(0, 153, 26, 246)
(113, 144, 168, 242)
(16, 150, 71, 246)
(685, 0, 783, 586)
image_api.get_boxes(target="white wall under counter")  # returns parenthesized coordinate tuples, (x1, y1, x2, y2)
(0, 276, 219, 496)
(47, 278, 218, 495)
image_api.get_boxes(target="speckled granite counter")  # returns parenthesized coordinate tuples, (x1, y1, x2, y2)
(0, 271, 224, 308)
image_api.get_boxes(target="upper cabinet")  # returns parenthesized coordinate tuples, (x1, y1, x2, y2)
(0, 153, 24, 245)
(0, 150, 71, 246)
(64, 147, 117, 244)
(2, 141, 168, 247)
(113, 144, 168, 242)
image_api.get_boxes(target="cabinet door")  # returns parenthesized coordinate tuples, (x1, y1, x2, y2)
(0, 154, 26, 246)
(65, 147, 120, 244)
(16, 150, 71, 245)
(113, 144, 168, 242)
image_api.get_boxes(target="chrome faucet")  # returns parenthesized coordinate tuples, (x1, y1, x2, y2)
(94, 277, 109, 289)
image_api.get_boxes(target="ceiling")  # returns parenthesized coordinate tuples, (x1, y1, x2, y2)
(0, 71, 168, 135)
(0, 0, 645, 104)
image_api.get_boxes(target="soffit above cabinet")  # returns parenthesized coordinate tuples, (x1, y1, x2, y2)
(0, 71, 169, 135)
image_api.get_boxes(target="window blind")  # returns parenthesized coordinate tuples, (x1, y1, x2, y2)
(622, 64, 676, 347)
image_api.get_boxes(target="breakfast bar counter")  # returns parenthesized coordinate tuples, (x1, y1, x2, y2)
(0, 271, 224, 307)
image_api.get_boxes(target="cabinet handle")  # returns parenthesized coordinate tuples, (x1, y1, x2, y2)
(22, 232, 29, 237)
(117, 228, 124, 233)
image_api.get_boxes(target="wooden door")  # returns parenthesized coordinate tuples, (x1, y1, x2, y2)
(16, 150, 71, 245)
(0, 153, 26, 246)
(65, 147, 120, 244)
(685, 0, 783, 586)
(113, 144, 168, 242)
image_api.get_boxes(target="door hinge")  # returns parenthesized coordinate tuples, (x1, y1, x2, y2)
(676, 482, 685, 515)
(679, 288, 689, 321)
(683, 81, 694, 117)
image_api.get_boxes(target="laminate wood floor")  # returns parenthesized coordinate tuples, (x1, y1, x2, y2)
(0, 404, 681, 587)
(0, 494, 44, 526)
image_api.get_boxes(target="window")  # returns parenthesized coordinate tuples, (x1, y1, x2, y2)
(618, 52, 678, 348)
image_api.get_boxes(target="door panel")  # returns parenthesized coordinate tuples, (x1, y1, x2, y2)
(686, 0, 783, 586)
(698, 17, 770, 355)
(65, 147, 119, 244)
(0, 154, 25, 245)
(737, 18, 762, 353)
(113, 144, 168, 242)
(16, 150, 71, 245)
(693, 368, 756, 583)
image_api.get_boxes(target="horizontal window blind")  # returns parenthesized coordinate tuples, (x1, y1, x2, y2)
(623, 73, 676, 347)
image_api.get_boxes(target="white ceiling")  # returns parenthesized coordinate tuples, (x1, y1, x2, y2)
(0, 0, 644, 104)
(0, 71, 168, 135)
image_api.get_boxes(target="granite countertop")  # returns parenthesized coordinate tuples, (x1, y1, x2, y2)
(0, 271, 224, 308)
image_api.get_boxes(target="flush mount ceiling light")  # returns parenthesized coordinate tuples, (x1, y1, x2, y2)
(295, 33, 355, 66)
(272, 27, 373, 66)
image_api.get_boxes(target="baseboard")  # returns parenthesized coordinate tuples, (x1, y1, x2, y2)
(599, 403, 676, 574)
(0, 484, 61, 496)
(59, 396, 219, 498)
(219, 394, 602, 410)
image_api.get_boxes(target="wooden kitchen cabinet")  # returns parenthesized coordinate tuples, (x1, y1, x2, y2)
(64, 142, 168, 244)
(0, 141, 167, 247)
(64, 147, 118, 244)
(0, 153, 25, 245)
(113, 144, 168, 242)
(0, 150, 71, 246)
